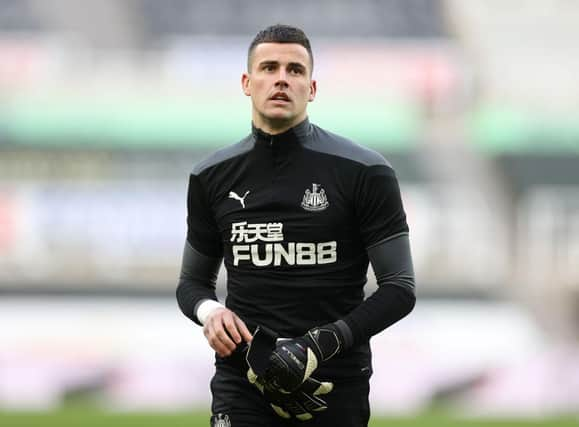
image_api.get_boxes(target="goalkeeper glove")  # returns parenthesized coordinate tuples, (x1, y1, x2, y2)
(247, 369, 333, 421)
(264, 321, 349, 392)
(246, 325, 334, 421)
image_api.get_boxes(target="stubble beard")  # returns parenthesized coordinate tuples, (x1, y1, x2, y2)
(256, 105, 305, 135)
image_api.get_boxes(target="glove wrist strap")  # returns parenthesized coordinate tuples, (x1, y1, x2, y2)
(307, 320, 352, 361)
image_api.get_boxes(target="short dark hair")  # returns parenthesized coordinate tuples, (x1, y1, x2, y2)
(247, 24, 313, 72)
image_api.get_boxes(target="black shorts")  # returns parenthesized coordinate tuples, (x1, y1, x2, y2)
(210, 365, 371, 427)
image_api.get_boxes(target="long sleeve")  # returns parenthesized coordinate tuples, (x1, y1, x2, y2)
(176, 241, 222, 325)
(341, 233, 416, 345)
(176, 173, 224, 325)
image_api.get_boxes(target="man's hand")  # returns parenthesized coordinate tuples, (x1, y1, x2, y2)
(264, 324, 344, 392)
(203, 307, 253, 357)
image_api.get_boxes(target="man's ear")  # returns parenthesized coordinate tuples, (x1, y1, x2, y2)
(242, 73, 251, 96)
(308, 79, 317, 102)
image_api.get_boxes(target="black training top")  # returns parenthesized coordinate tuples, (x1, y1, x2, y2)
(182, 117, 410, 378)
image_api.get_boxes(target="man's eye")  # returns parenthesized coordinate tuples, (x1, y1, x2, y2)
(290, 68, 304, 75)
(263, 65, 275, 71)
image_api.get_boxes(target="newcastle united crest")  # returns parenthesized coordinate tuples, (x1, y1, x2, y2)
(211, 413, 231, 427)
(301, 183, 329, 212)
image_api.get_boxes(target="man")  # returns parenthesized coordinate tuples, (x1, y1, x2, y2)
(177, 24, 416, 426)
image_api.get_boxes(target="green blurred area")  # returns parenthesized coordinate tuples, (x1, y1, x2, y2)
(470, 107, 579, 154)
(0, 93, 419, 152)
(1, 409, 577, 427)
(0, 379, 577, 427)
(0, 93, 249, 148)
(2, 92, 578, 153)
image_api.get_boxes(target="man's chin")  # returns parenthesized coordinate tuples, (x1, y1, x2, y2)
(255, 109, 305, 132)
(263, 113, 295, 126)
(265, 109, 293, 120)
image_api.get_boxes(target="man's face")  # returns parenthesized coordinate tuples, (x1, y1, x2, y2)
(242, 43, 316, 132)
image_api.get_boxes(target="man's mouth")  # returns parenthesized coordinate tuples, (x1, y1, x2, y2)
(270, 92, 290, 103)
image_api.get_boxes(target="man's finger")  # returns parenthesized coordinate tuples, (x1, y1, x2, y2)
(203, 309, 232, 355)
(234, 316, 254, 343)
(206, 327, 231, 356)
(222, 312, 242, 344)
(215, 327, 237, 352)
(205, 316, 237, 356)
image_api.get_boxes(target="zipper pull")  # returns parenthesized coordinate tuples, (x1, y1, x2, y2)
(270, 137, 273, 147)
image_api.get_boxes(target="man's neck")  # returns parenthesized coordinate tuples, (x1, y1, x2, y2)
(252, 113, 306, 135)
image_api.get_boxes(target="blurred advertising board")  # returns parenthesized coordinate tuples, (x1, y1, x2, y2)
(0, 181, 186, 289)
(1, 180, 510, 292)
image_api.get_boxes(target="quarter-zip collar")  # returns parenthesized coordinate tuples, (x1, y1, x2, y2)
(252, 117, 312, 148)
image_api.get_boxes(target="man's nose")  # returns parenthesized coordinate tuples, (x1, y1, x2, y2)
(275, 69, 289, 87)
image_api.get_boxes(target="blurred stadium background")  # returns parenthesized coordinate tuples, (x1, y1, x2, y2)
(1, 0, 578, 425)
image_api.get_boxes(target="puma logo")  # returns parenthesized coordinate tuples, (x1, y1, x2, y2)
(228, 190, 250, 208)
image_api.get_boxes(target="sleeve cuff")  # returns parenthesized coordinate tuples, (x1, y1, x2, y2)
(332, 319, 354, 350)
(195, 299, 225, 325)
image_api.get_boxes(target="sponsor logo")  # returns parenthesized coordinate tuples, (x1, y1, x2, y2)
(228, 190, 250, 208)
(282, 346, 305, 369)
(230, 221, 337, 266)
(301, 183, 329, 212)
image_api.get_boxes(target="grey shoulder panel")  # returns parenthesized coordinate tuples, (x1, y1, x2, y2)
(192, 135, 254, 175)
(367, 232, 415, 294)
(304, 125, 392, 168)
